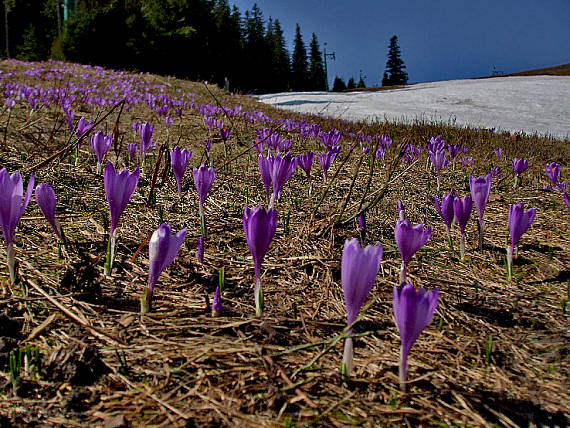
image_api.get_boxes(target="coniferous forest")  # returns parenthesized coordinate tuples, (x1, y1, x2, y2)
(0, 0, 328, 94)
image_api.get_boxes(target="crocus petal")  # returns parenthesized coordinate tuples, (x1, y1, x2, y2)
(394, 220, 431, 267)
(508, 202, 536, 249)
(469, 174, 491, 224)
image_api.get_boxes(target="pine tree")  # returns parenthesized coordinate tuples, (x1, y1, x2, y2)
(332, 76, 346, 92)
(308, 33, 326, 91)
(382, 35, 408, 86)
(291, 23, 309, 91)
(357, 76, 366, 88)
(347, 77, 355, 89)
(268, 18, 290, 92)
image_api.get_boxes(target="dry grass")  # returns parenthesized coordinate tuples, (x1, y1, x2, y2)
(0, 60, 568, 427)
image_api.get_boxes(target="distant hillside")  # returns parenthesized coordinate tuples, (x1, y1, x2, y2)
(506, 63, 570, 77)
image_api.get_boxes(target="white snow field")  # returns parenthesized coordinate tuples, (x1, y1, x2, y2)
(256, 76, 570, 140)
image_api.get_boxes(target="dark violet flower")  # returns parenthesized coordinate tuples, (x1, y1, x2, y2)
(139, 122, 156, 158)
(170, 146, 192, 195)
(564, 192, 570, 209)
(298, 152, 314, 186)
(394, 219, 431, 283)
(511, 158, 528, 188)
(545, 162, 560, 187)
(494, 148, 504, 159)
(317, 147, 340, 182)
(212, 286, 223, 316)
(90, 131, 113, 171)
(0, 169, 34, 283)
(506, 202, 536, 281)
(453, 195, 473, 260)
(460, 157, 474, 167)
(278, 138, 292, 152)
(202, 140, 213, 153)
(267, 133, 281, 151)
(75, 116, 93, 139)
(448, 144, 461, 160)
(428, 136, 445, 153)
(341, 238, 383, 376)
(104, 162, 139, 275)
(393, 282, 439, 392)
(143, 223, 187, 313)
(268, 152, 297, 208)
(258, 154, 272, 204)
(197, 236, 204, 262)
(220, 128, 231, 141)
(434, 189, 455, 249)
(490, 166, 502, 179)
(193, 165, 216, 237)
(35, 182, 60, 238)
(243, 205, 278, 316)
(127, 143, 138, 160)
(358, 212, 366, 237)
(469, 174, 491, 251)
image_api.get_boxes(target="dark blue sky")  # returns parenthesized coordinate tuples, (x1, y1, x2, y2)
(229, 0, 570, 87)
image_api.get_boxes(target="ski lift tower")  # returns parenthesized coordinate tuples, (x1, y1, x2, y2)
(323, 42, 336, 91)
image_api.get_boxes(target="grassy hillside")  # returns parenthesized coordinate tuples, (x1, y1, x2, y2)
(0, 59, 568, 427)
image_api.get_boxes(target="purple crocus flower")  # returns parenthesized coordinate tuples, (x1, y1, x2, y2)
(35, 182, 61, 238)
(268, 152, 297, 208)
(143, 223, 187, 313)
(0, 169, 34, 283)
(165, 116, 173, 130)
(506, 202, 536, 281)
(212, 286, 223, 316)
(469, 174, 491, 251)
(564, 191, 570, 209)
(75, 116, 93, 140)
(429, 150, 449, 190)
(490, 166, 502, 179)
(341, 238, 383, 376)
(90, 131, 113, 172)
(453, 195, 473, 260)
(434, 189, 455, 249)
(397, 200, 405, 221)
(278, 138, 292, 152)
(394, 219, 431, 283)
(393, 282, 439, 392)
(193, 165, 216, 237)
(428, 136, 445, 153)
(545, 162, 560, 187)
(170, 146, 192, 195)
(494, 148, 504, 159)
(317, 146, 340, 182)
(104, 162, 139, 275)
(258, 154, 272, 204)
(448, 144, 461, 160)
(127, 143, 138, 160)
(243, 205, 278, 316)
(298, 152, 314, 187)
(220, 128, 231, 142)
(202, 139, 213, 154)
(139, 122, 155, 161)
(511, 158, 528, 188)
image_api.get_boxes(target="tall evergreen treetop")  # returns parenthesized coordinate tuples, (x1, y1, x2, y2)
(291, 23, 309, 91)
(382, 35, 408, 86)
(308, 32, 326, 91)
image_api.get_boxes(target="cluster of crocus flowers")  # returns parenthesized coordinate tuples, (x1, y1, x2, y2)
(506, 203, 536, 281)
(318, 146, 340, 183)
(545, 162, 560, 187)
(434, 189, 455, 250)
(143, 223, 187, 313)
(394, 219, 431, 283)
(393, 282, 439, 392)
(0, 169, 34, 283)
(511, 158, 528, 188)
(341, 238, 383, 377)
(104, 162, 139, 275)
(469, 174, 491, 251)
(243, 205, 277, 317)
(269, 152, 297, 208)
(192, 165, 216, 238)
(90, 131, 113, 174)
(170, 146, 192, 195)
(453, 195, 473, 260)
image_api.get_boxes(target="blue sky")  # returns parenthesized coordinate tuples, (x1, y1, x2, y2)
(229, 0, 570, 87)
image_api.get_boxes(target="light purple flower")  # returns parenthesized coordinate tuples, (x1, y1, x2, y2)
(192, 165, 216, 208)
(35, 182, 60, 238)
(469, 174, 491, 227)
(564, 192, 570, 209)
(397, 200, 405, 221)
(507, 202, 536, 280)
(90, 131, 113, 163)
(434, 189, 455, 241)
(394, 219, 431, 283)
(220, 128, 231, 141)
(170, 146, 192, 195)
(494, 148, 504, 159)
(298, 152, 314, 184)
(144, 223, 187, 312)
(341, 238, 383, 376)
(429, 150, 449, 190)
(104, 162, 139, 237)
(127, 143, 138, 160)
(243, 205, 278, 316)
(511, 158, 529, 176)
(490, 166, 502, 179)
(75, 116, 93, 139)
(165, 116, 173, 129)
(268, 152, 297, 207)
(545, 162, 560, 186)
(393, 282, 439, 391)
(139, 122, 155, 155)
(453, 195, 473, 260)
(202, 140, 213, 153)
(318, 147, 340, 182)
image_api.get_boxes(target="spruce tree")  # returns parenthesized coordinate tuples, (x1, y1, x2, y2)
(308, 33, 326, 91)
(291, 23, 309, 91)
(347, 77, 355, 89)
(357, 76, 366, 88)
(382, 35, 408, 86)
(269, 19, 290, 92)
(332, 76, 346, 92)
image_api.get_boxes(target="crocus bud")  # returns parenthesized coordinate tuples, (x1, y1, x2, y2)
(170, 146, 192, 195)
(394, 219, 431, 283)
(545, 162, 560, 187)
(35, 182, 60, 238)
(197, 236, 204, 262)
(507, 202, 536, 280)
(212, 286, 223, 316)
